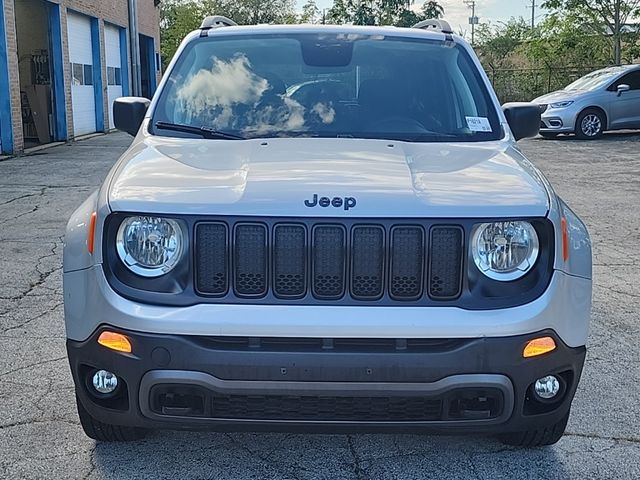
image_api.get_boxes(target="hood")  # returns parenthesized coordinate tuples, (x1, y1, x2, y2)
(533, 89, 587, 104)
(108, 136, 550, 218)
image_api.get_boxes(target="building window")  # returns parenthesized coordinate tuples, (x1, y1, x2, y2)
(72, 63, 83, 85)
(71, 63, 94, 86)
(83, 64, 93, 85)
(106, 66, 122, 86)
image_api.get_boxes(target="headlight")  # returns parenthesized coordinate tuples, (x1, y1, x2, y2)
(116, 216, 184, 277)
(471, 221, 539, 281)
(550, 101, 574, 109)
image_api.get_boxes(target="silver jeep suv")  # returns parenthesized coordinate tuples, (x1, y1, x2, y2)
(63, 18, 592, 447)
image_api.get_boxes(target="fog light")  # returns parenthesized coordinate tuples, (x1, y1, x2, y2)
(92, 370, 118, 394)
(534, 375, 560, 400)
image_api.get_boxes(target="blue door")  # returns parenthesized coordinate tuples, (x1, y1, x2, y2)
(0, 0, 13, 153)
(139, 34, 157, 99)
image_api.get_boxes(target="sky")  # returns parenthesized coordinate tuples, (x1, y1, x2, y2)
(309, 0, 549, 35)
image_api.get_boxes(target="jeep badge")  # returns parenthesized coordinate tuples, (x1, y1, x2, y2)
(304, 194, 357, 211)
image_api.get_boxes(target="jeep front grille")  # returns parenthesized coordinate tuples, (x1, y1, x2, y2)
(195, 219, 464, 303)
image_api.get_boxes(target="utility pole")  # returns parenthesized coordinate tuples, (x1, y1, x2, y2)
(614, 0, 621, 65)
(529, 0, 537, 30)
(464, 1, 478, 45)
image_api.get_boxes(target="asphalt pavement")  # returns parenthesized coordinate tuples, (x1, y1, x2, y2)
(0, 132, 639, 479)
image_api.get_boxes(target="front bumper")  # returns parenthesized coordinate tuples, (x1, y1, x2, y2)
(540, 108, 578, 133)
(64, 266, 592, 349)
(68, 327, 585, 435)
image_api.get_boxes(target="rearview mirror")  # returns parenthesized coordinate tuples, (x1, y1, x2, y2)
(617, 84, 630, 96)
(113, 97, 150, 136)
(502, 103, 541, 141)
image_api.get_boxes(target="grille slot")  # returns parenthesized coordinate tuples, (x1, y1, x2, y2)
(234, 223, 268, 297)
(312, 225, 346, 299)
(211, 394, 443, 421)
(351, 226, 385, 300)
(429, 226, 463, 299)
(390, 226, 424, 300)
(195, 223, 228, 295)
(273, 224, 307, 298)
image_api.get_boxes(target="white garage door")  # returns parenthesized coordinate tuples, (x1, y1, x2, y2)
(67, 12, 96, 136)
(104, 24, 123, 130)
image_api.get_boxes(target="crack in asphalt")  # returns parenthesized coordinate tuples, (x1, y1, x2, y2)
(465, 451, 484, 480)
(595, 283, 640, 299)
(0, 355, 67, 378)
(222, 433, 307, 479)
(0, 187, 46, 207)
(0, 204, 40, 226)
(83, 445, 97, 480)
(0, 302, 63, 334)
(346, 435, 368, 480)
(0, 183, 94, 189)
(564, 432, 640, 445)
(0, 418, 79, 430)
(0, 241, 62, 303)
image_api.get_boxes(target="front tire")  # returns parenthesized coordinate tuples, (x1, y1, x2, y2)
(497, 411, 569, 447)
(76, 395, 147, 442)
(576, 109, 605, 139)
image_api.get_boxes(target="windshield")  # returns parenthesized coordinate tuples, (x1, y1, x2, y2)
(565, 68, 626, 91)
(152, 32, 502, 142)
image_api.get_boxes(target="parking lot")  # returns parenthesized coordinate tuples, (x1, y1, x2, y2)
(0, 132, 639, 479)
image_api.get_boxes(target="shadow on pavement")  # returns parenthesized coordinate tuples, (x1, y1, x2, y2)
(92, 430, 570, 479)
(536, 130, 640, 142)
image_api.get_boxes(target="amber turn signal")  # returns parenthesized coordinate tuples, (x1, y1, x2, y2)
(97, 331, 132, 353)
(87, 212, 97, 254)
(523, 336, 556, 358)
(561, 217, 570, 262)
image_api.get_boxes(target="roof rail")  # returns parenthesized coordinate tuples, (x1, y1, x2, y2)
(412, 19, 453, 35)
(200, 15, 237, 30)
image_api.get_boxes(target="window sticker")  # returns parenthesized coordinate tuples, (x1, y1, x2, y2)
(466, 116, 492, 132)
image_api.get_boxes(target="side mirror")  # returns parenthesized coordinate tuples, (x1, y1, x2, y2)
(502, 102, 541, 141)
(113, 97, 150, 136)
(617, 84, 630, 96)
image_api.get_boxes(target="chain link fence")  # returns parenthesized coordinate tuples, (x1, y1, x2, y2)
(486, 65, 610, 102)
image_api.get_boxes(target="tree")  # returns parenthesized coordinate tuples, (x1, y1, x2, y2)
(353, 1, 377, 25)
(421, 0, 444, 19)
(301, 0, 321, 23)
(326, 0, 351, 24)
(475, 18, 530, 70)
(326, 0, 444, 27)
(543, 0, 640, 64)
(395, 8, 422, 27)
(160, 0, 298, 68)
(230, 0, 297, 25)
(159, 0, 207, 69)
(523, 12, 611, 68)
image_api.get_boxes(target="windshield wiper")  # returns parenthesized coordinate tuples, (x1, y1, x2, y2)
(155, 121, 245, 140)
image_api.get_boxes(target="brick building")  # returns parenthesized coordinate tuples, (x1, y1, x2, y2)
(0, 0, 161, 154)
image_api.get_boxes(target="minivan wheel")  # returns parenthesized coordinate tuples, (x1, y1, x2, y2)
(497, 411, 570, 447)
(576, 109, 604, 139)
(76, 395, 147, 442)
